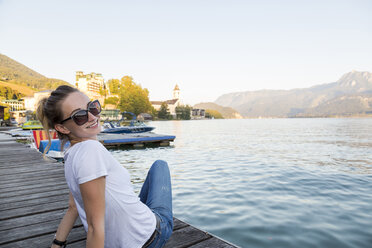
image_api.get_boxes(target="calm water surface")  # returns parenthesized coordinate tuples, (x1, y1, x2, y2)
(109, 118, 372, 248)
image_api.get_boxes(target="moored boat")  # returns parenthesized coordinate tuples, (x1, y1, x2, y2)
(101, 121, 155, 134)
(22, 120, 43, 130)
(101, 111, 155, 134)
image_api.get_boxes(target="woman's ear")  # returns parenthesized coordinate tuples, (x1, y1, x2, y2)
(54, 124, 71, 135)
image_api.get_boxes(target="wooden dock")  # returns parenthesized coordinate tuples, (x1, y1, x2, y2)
(97, 132, 176, 148)
(0, 132, 238, 248)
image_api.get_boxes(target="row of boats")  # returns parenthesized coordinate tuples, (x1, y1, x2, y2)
(21, 112, 155, 134)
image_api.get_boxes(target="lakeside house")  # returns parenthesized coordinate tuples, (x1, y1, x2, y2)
(191, 108, 206, 119)
(23, 90, 52, 111)
(151, 85, 182, 118)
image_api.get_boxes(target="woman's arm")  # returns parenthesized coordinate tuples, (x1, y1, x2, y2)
(51, 192, 79, 248)
(80, 176, 106, 248)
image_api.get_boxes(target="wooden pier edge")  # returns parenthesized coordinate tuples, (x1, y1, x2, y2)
(0, 132, 239, 248)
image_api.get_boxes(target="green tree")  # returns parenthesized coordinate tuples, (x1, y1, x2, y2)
(158, 102, 170, 119)
(1, 105, 10, 120)
(104, 96, 120, 107)
(149, 106, 157, 119)
(175, 105, 192, 120)
(0, 86, 24, 100)
(99, 86, 106, 97)
(205, 109, 223, 119)
(106, 79, 120, 94)
(118, 76, 152, 115)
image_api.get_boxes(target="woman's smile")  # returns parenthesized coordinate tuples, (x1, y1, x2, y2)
(86, 119, 99, 129)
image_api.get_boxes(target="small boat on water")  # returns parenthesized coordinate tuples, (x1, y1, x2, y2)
(22, 120, 43, 130)
(101, 111, 155, 134)
(38, 139, 70, 160)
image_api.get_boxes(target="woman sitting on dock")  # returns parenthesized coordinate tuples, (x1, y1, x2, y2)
(37, 85, 173, 248)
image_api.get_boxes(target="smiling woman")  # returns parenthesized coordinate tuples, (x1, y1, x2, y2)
(36, 85, 173, 248)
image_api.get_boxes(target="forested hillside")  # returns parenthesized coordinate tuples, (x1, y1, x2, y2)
(0, 54, 69, 93)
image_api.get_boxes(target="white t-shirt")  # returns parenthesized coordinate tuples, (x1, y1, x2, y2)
(64, 139, 156, 248)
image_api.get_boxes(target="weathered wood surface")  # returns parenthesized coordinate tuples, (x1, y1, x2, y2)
(0, 132, 238, 248)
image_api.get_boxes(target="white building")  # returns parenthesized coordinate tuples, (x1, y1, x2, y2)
(23, 90, 52, 111)
(151, 85, 182, 117)
(75, 71, 105, 102)
(1, 99, 24, 111)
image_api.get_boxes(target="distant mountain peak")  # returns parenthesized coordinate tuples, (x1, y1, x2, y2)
(337, 70, 372, 88)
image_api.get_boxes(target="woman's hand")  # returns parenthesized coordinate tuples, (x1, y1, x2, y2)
(80, 176, 106, 248)
(51, 192, 78, 248)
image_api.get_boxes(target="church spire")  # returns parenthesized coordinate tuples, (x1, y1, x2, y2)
(173, 84, 180, 99)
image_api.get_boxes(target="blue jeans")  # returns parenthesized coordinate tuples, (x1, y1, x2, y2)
(139, 160, 173, 248)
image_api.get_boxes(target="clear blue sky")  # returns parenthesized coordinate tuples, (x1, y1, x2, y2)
(0, 0, 371, 104)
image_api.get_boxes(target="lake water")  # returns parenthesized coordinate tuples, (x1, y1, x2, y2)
(109, 118, 372, 248)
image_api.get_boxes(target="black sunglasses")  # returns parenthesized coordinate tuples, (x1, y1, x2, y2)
(60, 100, 101, 126)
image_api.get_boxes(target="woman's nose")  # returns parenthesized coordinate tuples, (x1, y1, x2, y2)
(87, 111, 98, 120)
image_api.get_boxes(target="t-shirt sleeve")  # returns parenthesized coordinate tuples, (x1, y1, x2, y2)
(73, 140, 108, 184)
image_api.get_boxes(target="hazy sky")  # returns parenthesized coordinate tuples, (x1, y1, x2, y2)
(0, 0, 371, 104)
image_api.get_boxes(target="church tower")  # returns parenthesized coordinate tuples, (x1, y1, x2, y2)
(173, 84, 180, 100)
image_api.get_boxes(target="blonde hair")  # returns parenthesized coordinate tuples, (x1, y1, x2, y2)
(36, 85, 79, 155)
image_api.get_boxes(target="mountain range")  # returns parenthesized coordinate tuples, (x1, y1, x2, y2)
(214, 71, 372, 118)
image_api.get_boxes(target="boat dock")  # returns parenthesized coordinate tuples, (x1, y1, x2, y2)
(0, 132, 238, 248)
(98, 132, 176, 148)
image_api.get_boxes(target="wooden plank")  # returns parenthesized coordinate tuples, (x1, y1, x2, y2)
(0, 209, 66, 231)
(164, 226, 211, 248)
(0, 138, 17, 143)
(0, 149, 38, 156)
(0, 166, 63, 176)
(0, 193, 69, 211)
(0, 201, 68, 221)
(67, 240, 86, 248)
(0, 169, 64, 182)
(0, 226, 86, 248)
(0, 156, 57, 166)
(0, 173, 64, 187)
(0, 160, 54, 169)
(0, 142, 19, 146)
(173, 218, 189, 231)
(0, 149, 43, 156)
(0, 155, 50, 164)
(1, 188, 70, 205)
(188, 237, 238, 248)
(0, 160, 56, 169)
(0, 183, 67, 199)
(0, 151, 42, 159)
(0, 180, 66, 194)
(0, 177, 67, 191)
(0, 219, 83, 245)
